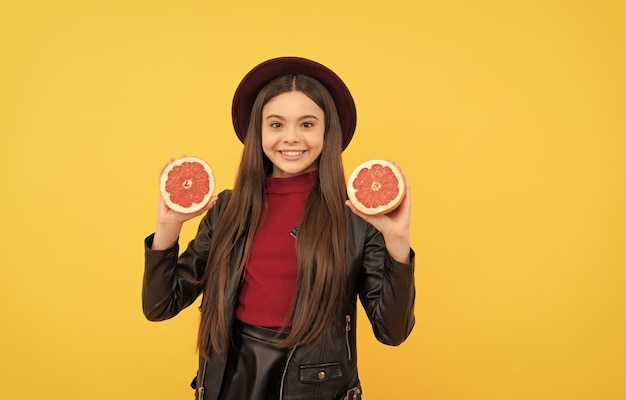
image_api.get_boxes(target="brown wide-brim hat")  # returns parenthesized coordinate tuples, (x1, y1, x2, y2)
(231, 56, 357, 150)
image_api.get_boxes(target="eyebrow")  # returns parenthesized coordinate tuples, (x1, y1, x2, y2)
(265, 114, 320, 120)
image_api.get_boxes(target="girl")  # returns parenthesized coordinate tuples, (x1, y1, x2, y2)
(143, 57, 415, 400)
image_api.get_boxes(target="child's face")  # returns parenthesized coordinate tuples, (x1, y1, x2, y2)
(261, 90, 325, 178)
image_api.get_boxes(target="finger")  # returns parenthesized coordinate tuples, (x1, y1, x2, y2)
(186, 196, 219, 218)
(389, 160, 410, 192)
(206, 195, 219, 211)
(159, 158, 175, 177)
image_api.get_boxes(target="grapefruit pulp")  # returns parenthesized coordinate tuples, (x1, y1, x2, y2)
(347, 159, 405, 216)
(160, 156, 215, 214)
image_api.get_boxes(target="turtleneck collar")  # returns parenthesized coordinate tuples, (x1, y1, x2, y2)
(265, 170, 318, 194)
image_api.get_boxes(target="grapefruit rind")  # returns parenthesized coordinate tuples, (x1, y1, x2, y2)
(347, 159, 405, 216)
(159, 156, 215, 214)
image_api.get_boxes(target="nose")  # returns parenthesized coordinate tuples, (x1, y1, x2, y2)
(282, 125, 300, 143)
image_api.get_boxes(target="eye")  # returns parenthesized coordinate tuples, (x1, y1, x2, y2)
(302, 121, 314, 128)
(270, 122, 282, 129)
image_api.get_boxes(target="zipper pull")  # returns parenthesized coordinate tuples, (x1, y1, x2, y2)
(345, 314, 353, 361)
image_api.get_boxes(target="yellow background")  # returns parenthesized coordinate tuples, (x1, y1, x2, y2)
(1, 1, 624, 399)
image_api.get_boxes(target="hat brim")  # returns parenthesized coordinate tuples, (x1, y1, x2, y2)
(231, 57, 357, 150)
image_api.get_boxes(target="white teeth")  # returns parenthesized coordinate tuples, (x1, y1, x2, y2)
(282, 151, 303, 157)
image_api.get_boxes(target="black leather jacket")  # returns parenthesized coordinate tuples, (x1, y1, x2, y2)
(143, 190, 415, 400)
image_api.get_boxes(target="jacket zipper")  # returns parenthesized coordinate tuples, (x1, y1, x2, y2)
(279, 347, 297, 400)
(197, 358, 207, 400)
(345, 314, 352, 361)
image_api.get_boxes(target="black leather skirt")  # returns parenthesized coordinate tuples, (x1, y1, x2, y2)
(218, 320, 290, 400)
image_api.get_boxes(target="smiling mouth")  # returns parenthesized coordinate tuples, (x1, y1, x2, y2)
(280, 151, 304, 157)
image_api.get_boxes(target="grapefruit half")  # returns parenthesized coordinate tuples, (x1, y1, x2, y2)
(159, 156, 215, 214)
(347, 159, 406, 216)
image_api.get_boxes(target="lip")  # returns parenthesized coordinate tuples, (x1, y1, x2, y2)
(279, 150, 306, 159)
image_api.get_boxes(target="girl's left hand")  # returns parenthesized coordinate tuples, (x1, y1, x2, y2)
(345, 163, 412, 264)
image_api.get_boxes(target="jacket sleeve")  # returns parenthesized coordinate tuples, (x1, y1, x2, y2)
(141, 191, 230, 321)
(358, 222, 416, 346)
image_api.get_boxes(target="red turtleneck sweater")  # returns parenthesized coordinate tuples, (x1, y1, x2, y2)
(235, 171, 316, 328)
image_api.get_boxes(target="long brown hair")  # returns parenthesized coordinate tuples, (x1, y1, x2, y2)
(197, 75, 349, 358)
